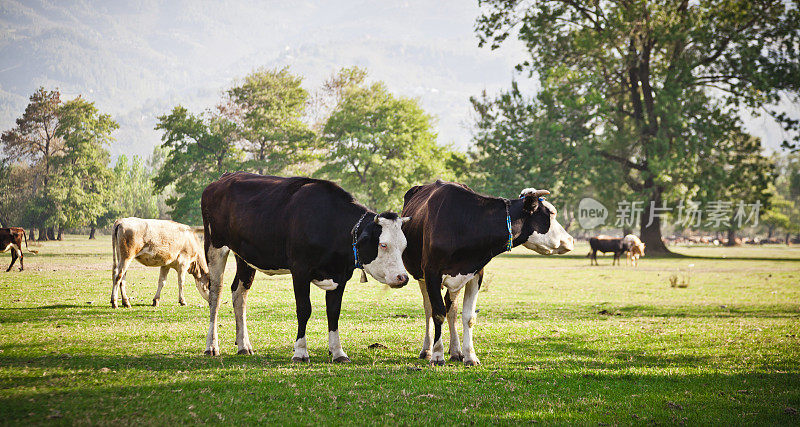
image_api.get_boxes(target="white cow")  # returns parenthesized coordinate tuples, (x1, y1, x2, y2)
(111, 217, 210, 308)
(623, 234, 646, 266)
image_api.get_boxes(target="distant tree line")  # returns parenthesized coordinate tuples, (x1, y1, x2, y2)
(0, 88, 163, 240)
(2, 5, 799, 248)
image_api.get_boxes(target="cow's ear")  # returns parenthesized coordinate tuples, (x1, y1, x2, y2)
(523, 194, 539, 213)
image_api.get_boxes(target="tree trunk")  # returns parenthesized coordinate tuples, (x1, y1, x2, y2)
(786, 232, 791, 245)
(38, 226, 49, 241)
(47, 227, 55, 240)
(725, 228, 737, 246)
(28, 228, 36, 241)
(639, 191, 670, 254)
(89, 226, 96, 239)
(57, 227, 63, 240)
(767, 226, 773, 239)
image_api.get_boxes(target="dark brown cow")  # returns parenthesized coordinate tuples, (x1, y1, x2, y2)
(588, 237, 632, 266)
(0, 227, 37, 271)
(401, 180, 557, 365)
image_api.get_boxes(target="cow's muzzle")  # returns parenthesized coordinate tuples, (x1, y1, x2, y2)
(387, 274, 409, 289)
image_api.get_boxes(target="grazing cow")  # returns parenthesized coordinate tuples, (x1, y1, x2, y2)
(402, 180, 573, 366)
(623, 234, 646, 266)
(588, 236, 632, 266)
(201, 172, 410, 361)
(0, 227, 37, 271)
(111, 218, 211, 308)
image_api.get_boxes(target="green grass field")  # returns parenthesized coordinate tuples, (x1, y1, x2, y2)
(1, 235, 799, 425)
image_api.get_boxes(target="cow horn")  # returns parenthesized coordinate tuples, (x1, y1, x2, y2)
(374, 215, 381, 224)
(532, 190, 550, 197)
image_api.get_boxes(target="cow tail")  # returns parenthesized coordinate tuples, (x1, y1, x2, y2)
(22, 229, 37, 254)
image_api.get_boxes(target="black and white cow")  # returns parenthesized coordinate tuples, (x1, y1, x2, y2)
(401, 180, 573, 366)
(201, 172, 410, 362)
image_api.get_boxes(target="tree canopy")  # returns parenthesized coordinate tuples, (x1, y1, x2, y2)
(474, 0, 799, 251)
(153, 106, 243, 224)
(317, 71, 462, 210)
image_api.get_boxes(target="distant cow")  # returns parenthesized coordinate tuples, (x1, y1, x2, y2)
(588, 236, 632, 266)
(623, 234, 645, 266)
(402, 180, 573, 365)
(0, 227, 37, 271)
(111, 218, 210, 308)
(201, 173, 409, 361)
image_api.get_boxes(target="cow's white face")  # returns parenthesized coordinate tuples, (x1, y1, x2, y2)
(361, 216, 410, 288)
(519, 190, 574, 255)
(188, 258, 211, 301)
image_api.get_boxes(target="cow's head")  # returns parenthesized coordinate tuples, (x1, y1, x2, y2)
(355, 212, 410, 288)
(519, 188, 574, 255)
(188, 255, 211, 301)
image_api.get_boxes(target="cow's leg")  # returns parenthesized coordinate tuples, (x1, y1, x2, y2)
(445, 289, 463, 361)
(232, 256, 256, 355)
(176, 267, 187, 306)
(461, 274, 482, 366)
(152, 266, 169, 306)
(325, 280, 350, 363)
(111, 257, 132, 308)
(17, 246, 23, 271)
(6, 246, 18, 272)
(590, 250, 597, 266)
(417, 278, 433, 360)
(292, 273, 312, 363)
(204, 245, 229, 356)
(424, 271, 446, 366)
(119, 272, 132, 308)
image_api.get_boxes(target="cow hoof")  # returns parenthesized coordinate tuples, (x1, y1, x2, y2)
(122, 301, 131, 308)
(431, 359, 445, 366)
(204, 348, 220, 356)
(152, 299, 159, 307)
(464, 360, 481, 367)
(333, 356, 351, 363)
(419, 350, 431, 360)
(291, 356, 310, 363)
(237, 348, 254, 355)
(449, 354, 464, 362)
(179, 300, 186, 306)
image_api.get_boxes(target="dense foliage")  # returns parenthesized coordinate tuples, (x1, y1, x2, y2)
(473, 0, 799, 251)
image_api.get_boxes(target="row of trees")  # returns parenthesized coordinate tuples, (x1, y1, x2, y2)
(0, 88, 161, 239)
(153, 66, 465, 224)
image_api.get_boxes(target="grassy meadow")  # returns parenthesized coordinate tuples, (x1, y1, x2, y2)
(0, 235, 799, 425)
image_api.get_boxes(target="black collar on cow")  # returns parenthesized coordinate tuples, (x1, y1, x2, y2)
(351, 211, 371, 269)
(504, 198, 513, 252)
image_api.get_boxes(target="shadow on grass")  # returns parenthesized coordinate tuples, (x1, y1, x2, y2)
(484, 303, 800, 321)
(0, 345, 798, 425)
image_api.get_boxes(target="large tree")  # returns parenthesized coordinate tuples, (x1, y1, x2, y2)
(1, 87, 65, 240)
(50, 97, 118, 239)
(223, 67, 316, 175)
(475, 0, 800, 252)
(153, 106, 243, 224)
(317, 74, 461, 210)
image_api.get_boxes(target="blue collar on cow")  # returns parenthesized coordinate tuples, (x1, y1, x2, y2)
(351, 211, 370, 269)
(504, 199, 513, 252)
